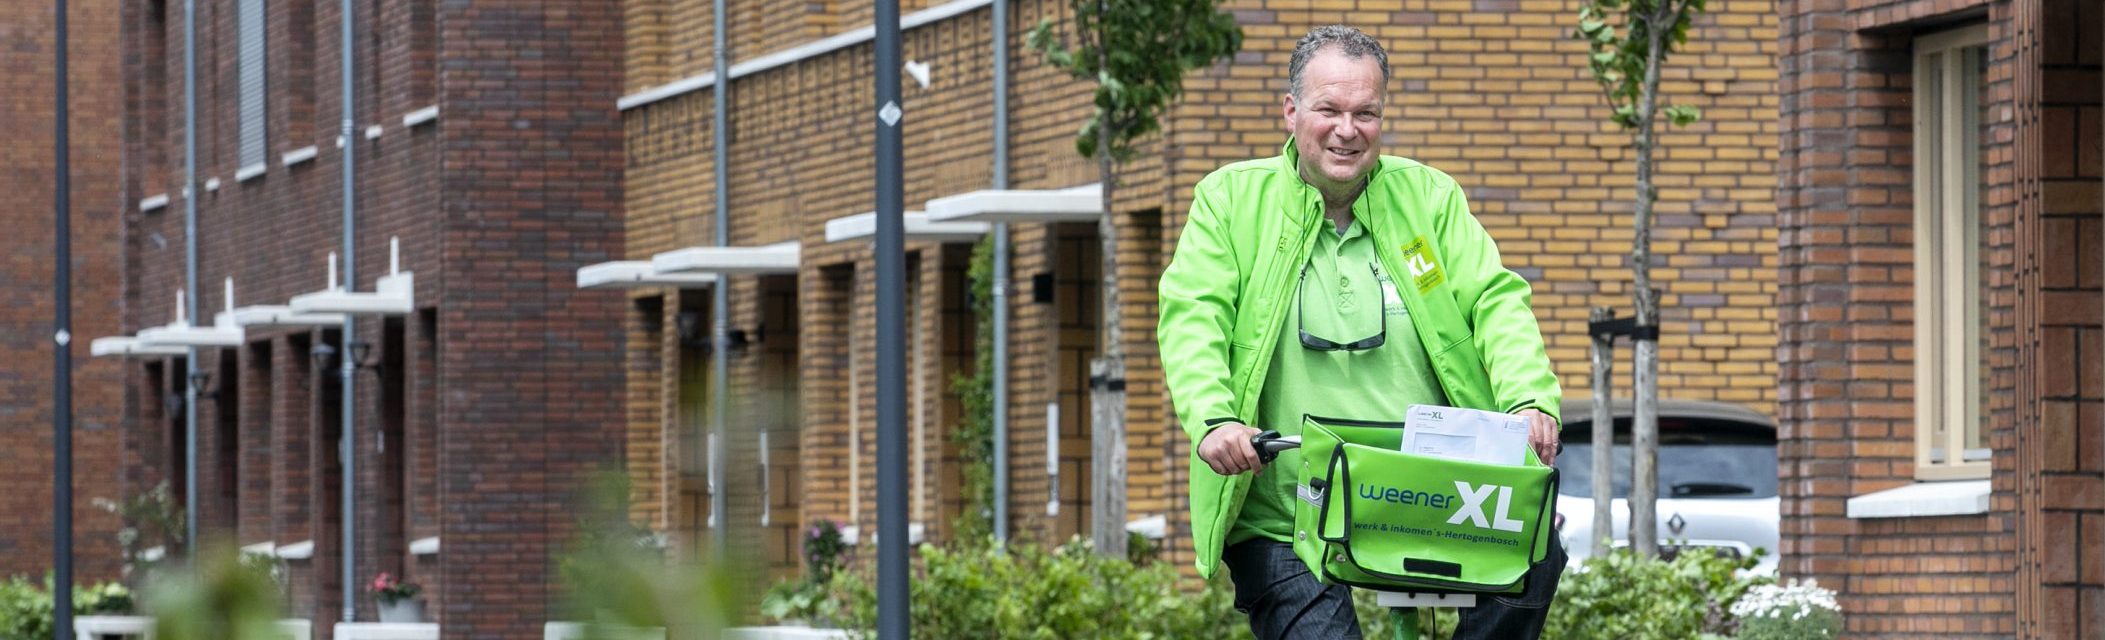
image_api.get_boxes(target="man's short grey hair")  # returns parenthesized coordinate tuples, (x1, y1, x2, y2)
(1287, 25, 1391, 99)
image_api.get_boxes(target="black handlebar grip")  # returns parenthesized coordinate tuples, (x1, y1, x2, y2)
(1251, 430, 1300, 464)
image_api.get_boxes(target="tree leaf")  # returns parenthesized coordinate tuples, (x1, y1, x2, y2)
(1666, 104, 1702, 127)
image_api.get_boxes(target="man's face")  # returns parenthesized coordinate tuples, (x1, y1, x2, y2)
(1284, 48, 1385, 194)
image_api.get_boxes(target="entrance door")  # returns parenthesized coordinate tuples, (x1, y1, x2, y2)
(674, 297, 714, 560)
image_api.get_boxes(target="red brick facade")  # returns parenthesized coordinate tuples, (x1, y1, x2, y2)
(0, 0, 128, 582)
(1778, 0, 2102, 635)
(110, 0, 624, 637)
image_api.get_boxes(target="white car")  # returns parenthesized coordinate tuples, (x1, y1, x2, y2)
(1551, 399, 1779, 575)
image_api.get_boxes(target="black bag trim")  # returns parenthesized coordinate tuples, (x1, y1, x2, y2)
(1301, 414, 1410, 429)
(1404, 558, 1463, 577)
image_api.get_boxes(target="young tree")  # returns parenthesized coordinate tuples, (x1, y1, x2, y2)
(1030, 0, 1240, 558)
(1574, 0, 1707, 557)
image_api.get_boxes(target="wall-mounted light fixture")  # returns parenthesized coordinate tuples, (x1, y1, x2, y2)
(187, 370, 219, 401)
(347, 340, 383, 373)
(313, 340, 383, 375)
(311, 342, 338, 373)
(675, 310, 708, 349)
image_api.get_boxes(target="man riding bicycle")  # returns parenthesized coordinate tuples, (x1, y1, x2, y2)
(1158, 25, 1567, 640)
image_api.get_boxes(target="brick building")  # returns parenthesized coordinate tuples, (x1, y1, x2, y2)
(1777, 0, 2102, 636)
(105, 0, 624, 636)
(0, 0, 128, 582)
(611, 0, 1782, 583)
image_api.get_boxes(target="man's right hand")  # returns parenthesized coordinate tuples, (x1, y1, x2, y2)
(1198, 422, 1264, 476)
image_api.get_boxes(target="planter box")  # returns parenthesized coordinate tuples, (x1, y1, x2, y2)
(724, 626, 852, 640)
(74, 615, 153, 640)
(543, 622, 666, 640)
(333, 622, 438, 640)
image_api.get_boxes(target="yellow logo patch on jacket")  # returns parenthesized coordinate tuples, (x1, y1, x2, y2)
(1401, 236, 1446, 295)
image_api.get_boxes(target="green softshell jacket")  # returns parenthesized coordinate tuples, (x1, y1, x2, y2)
(1158, 141, 1563, 579)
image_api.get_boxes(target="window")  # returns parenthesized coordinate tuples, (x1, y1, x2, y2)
(1911, 25, 1992, 480)
(237, 0, 266, 169)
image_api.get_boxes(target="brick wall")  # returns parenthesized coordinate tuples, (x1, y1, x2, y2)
(2033, 0, 2103, 635)
(0, 0, 129, 582)
(113, 0, 622, 636)
(1777, 0, 2103, 636)
(619, 0, 1785, 585)
(435, 0, 626, 635)
(1166, 0, 1783, 411)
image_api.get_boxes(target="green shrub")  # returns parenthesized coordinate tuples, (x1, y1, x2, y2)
(817, 537, 1245, 639)
(557, 472, 741, 638)
(0, 576, 135, 640)
(1542, 549, 1767, 640)
(761, 520, 852, 624)
(145, 544, 285, 640)
(801, 540, 1773, 639)
(947, 238, 998, 543)
(91, 481, 185, 590)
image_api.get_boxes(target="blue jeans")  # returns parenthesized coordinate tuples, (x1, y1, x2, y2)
(1222, 540, 1567, 640)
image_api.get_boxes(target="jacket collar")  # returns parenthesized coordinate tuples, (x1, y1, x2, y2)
(1279, 136, 1384, 222)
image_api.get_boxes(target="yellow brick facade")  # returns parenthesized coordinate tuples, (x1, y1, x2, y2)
(618, 0, 1779, 582)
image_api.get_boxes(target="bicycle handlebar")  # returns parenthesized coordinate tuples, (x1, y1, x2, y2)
(1251, 430, 1302, 464)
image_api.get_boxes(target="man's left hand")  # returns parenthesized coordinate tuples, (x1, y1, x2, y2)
(1517, 408, 1558, 467)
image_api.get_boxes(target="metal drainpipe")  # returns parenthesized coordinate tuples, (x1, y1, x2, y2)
(990, 0, 1010, 543)
(54, 0, 76, 636)
(338, 0, 358, 623)
(182, 0, 200, 561)
(709, 0, 729, 562)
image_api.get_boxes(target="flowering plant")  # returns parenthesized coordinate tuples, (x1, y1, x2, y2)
(368, 572, 421, 605)
(802, 520, 849, 583)
(1730, 578, 1842, 640)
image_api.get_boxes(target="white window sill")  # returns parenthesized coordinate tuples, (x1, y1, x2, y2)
(276, 539, 315, 560)
(236, 163, 268, 182)
(402, 105, 438, 128)
(1846, 480, 1991, 518)
(281, 145, 319, 167)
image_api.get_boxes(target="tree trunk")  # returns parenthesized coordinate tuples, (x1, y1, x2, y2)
(1089, 58, 1128, 558)
(1627, 5, 1670, 558)
(1589, 306, 1616, 560)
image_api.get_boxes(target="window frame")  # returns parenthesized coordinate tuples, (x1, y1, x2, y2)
(1910, 24, 1994, 481)
(236, 0, 267, 170)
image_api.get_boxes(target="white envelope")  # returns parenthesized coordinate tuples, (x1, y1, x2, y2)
(1400, 404, 1531, 466)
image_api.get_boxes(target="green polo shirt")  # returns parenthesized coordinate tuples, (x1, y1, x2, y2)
(1227, 218, 1449, 546)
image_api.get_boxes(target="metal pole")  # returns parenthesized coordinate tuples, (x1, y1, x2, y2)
(182, 0, 199, 562)
(54, 0, 75, 635)
(709, 0, 729, 563)
(338, 0, 358, 622)
(1588, 307, 1614, 560)
(874, 0, 908, 636)
(989, 0, 1010, 544)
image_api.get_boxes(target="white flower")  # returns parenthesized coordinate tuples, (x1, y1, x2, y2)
(1731, 579, 1841, 620)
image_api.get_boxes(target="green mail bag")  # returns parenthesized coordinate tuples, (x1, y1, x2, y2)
(1289, 415, 1560, 595)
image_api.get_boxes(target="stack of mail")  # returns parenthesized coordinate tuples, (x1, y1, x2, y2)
(1399, 404, 1531, 466)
